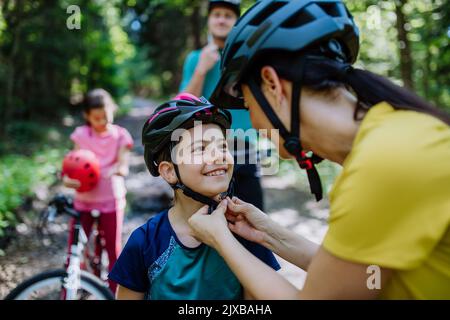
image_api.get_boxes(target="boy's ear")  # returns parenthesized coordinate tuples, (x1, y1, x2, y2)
(158, 161, 178, 185)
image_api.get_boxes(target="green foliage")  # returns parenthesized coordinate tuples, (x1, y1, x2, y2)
(121, 0, 203, 97)
(278, 159, 342, 197)
(0, 148, 65, 236)
(119, 0, 449, 108)
(0, 0, 138, 138)
(346, 0, 450, 111)
(0, 119, 72, 156)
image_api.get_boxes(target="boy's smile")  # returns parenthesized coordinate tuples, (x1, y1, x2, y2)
(203, 165, 229, 177)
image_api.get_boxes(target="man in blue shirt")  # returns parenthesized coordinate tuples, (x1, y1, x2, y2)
(179, 0, 265, 210)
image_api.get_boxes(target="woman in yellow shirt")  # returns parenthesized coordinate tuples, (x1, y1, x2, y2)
(187, 0, 450, 299)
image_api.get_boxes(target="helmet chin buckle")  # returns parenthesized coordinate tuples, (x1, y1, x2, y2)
(283, 138, 301, 155)
(299, 151, 313, 170)
(284, 138, 313, 170)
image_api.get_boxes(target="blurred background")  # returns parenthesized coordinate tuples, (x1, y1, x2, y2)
(0, 0, 449, 297)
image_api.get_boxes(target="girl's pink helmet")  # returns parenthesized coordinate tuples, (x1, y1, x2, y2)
(62, 149, 100, 192)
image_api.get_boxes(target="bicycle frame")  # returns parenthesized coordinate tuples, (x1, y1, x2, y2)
(82, 211, 109, 282)
(59, 204, 109, 299)
(5, 194, 114, 300)
(64, 219, 87, 300)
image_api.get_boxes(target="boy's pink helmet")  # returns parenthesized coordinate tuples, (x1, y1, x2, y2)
(172, 92, 202, 102)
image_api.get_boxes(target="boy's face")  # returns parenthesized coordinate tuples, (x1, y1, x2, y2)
(208, 6, 238, 41)
(168, 123, 234, 198)
(83, 107, 113, 133)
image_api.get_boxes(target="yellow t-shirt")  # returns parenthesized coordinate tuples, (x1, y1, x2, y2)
(323, 102, 450, 299)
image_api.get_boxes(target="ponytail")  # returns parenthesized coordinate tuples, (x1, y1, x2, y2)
(338, 64, 450, 125)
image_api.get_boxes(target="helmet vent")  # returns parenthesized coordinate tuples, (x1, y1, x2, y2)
(319, 3, 341, 17)
(249, 2, 286, 26)
(281, 9, 314, 28)
(151, 110, 181, 130)
(226, 41, 244, 63)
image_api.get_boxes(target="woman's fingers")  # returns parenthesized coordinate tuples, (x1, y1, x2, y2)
(211, 199, 227, 217)
(228, 222, 237, 233)
(193, 205, 209, 217)
(225, 212, 237, 222)
(227, 197, 250, 214)
(231, 196, 246, 205)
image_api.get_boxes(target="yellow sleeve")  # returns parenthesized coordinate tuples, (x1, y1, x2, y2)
(323, 115, 450, 270)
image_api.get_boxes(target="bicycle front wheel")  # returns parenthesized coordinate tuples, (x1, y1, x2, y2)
(4, 269, 114, 300)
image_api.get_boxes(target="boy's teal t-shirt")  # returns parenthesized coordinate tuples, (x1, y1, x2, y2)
(109, 210, 280, 300)
(179, 50, 253, 132)
(149, 237, 242, 300)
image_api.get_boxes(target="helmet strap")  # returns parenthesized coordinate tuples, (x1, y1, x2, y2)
(247, 58, 323, 201)
(171, 163, 235, 214)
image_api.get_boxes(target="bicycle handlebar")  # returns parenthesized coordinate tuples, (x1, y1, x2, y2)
(48, 194, 80, 219)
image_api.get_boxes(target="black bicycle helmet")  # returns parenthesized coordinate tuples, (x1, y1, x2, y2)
(211, 0, 359, 107)
(208, 0, 241, 17)
(210, 0, 360, 201)
(142, 93, 233, 212)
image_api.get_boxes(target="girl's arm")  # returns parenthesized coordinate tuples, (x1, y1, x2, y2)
(118, 146, 131, 176)
(116, 285, 145, 300)
(110, 146, 131, 177)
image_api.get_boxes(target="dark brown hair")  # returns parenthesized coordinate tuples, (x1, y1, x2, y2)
(248, 52, 450, 125)
(82, 88, 118, 114)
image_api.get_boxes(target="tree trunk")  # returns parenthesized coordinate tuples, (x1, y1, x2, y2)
(395, 0, 414, 89)
(3, 3, 23, 127)
(191, 1, 202, 49)
(421, 11, 431, 101)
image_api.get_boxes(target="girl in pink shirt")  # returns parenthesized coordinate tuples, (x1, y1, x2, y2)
(63, 88, 133, 294)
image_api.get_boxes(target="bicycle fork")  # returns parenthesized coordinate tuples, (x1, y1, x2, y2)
(63, 223, 87, 300)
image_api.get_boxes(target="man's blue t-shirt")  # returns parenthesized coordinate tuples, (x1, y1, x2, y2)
(109, 209, 280, 300)
(179, 50, 253, 132)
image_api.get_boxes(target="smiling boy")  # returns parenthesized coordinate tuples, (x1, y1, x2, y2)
(108, 94, 280, 300)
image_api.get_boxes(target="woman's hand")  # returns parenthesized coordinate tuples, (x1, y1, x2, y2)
(62, 175, 81, 189)
(225, 197, 271, 245)
(188, 199, 232, 249)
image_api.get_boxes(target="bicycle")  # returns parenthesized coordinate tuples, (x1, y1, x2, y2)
(4, 194, 114, 300)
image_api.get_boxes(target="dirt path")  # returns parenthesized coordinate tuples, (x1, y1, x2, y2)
(0, 98, 329, 298)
